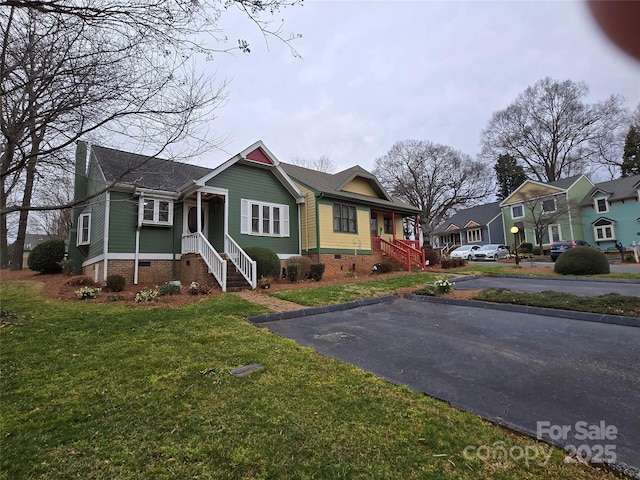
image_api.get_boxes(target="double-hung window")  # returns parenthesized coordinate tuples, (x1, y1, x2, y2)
(595, 197, 609, 214)
(541, 198, 556, 214)
(333, 203, 357, 233)
(77, 213, 91, 245)
(242, 199, 289, 237)
(140, 197, 173, 226)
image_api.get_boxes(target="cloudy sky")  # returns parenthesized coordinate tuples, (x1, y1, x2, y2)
(195, 0, 640, 174)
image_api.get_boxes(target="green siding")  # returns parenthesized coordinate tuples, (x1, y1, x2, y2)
(86, 157, 106, 259)
(107, 191, 136, 253)
(206, 164, 300, 254)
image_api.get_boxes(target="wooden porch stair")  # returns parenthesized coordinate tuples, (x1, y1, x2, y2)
(372, 237, 426, 270)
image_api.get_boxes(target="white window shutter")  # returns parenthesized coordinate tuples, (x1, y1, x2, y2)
(282, 205, 290, 237)
(240, 199, 250, 234)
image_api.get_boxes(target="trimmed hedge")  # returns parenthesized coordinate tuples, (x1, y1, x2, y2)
(286, 256, 312, 279)
(309, 263, 325, 281)
(105, 274, 125, 292)
(423, 249, 440, 267)
(244, 247, 281, 279)
(286, 264, 300, 282)
(554, 246, 610, 275)
(27, 239, 65, 273)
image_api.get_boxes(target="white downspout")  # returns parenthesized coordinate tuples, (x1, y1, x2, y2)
(102, 191, 110, 283)
(298, 204, 302, 255)
(134, 194, 142, 285)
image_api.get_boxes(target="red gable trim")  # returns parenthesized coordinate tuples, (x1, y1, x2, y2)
(464, 221, 480, 228)
(445, 224, 459, 232)
(246, 148, 273, 165)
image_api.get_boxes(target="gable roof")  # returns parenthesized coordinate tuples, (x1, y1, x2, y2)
(501, 174, 588, 206)
(90, 142, 304, 202)
(580, 174, 640, 207)
(93, 145, 211, 192)
(433, 201, 502, 234)
(280, 163, 420, 214)
(192, 141, 304, 202)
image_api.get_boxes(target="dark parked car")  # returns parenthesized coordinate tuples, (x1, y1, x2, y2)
(550, 240, 591, 261)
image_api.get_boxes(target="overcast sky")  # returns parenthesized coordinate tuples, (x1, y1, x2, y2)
(195, 0, 640, 175)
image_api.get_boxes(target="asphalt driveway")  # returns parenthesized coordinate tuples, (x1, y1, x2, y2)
(253, 295, 640, 477)
(454, 275, 640, 297)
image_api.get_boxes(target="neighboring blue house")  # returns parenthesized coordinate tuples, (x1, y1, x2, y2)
(579, 174, 640, 250)
(431, 201, 504, 250)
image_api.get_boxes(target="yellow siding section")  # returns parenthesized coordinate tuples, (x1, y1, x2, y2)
(504, 182, 561, 204)
(296, 184, 317, 250)
(318, 203, 372, 251)
(372, 213, 405, 243)
(341, 178, 378, 197)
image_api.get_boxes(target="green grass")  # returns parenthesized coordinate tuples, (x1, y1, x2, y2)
(272, 272, 446, 306)
(0, 279, 618, 479)
(472, 289, 640, 317)
(458, 263, 640, 280)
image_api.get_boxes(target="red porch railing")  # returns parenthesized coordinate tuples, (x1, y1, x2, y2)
(372, 237, 425, 271)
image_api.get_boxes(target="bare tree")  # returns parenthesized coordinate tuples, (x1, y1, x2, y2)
(373, 140, 493, 241)
(291, 154, 336, 173)
(518, 187, 577, 253)
(0, 0, 301, 268)
(481, 77, 627, 183)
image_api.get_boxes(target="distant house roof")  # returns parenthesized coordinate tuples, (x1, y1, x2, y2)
(280, 163, 420, 215)
(580, 174, 640, 207)
(92, 145, 212, 192)
(433, 201, 502, 234)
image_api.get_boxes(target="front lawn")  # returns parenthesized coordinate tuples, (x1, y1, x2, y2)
(0, 280, 617, 479)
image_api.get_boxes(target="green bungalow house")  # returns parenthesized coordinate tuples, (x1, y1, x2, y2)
(579, 174, 640, 250)
(68, 140, 305, 291)
(280, 162, 424, 276)
(500, 175, 595, 252)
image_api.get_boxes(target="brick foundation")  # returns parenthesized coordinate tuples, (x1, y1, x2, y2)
(83, 259, 178, 285)
(305, 253, 389, 278)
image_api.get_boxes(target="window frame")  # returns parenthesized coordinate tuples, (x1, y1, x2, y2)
(241, 199, 290, 237)
(77, 212, 91, 246)
(541, 197, 556, 214)
(595, 197, 609, 214)
(333, 202, 358, 234)
(466, 228, 482, 243)
(140, 197, 174, 226)
(383, 216, 393, 235)
(511, 204, 524, 219)
(594, 224, 616, 241)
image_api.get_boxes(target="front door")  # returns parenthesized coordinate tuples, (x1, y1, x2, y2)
(184, 202, 208, 235)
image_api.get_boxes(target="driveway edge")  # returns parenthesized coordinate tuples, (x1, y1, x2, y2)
(404, 294, 640, 327)
(247, 295, 399, 324)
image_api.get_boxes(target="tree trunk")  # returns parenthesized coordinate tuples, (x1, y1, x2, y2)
(10, 154, 37, 270)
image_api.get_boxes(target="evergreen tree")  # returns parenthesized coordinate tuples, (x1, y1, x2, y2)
(621, 125, 640, 177)
(494, 154, 527, 200)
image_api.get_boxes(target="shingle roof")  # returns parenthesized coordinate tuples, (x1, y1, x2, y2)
(280, 163, 420, 214)
(580, 174, 640, 206)
(92, 145, 212, 191)
(547, 174, 584, 190)
(433, 201, 502, 234)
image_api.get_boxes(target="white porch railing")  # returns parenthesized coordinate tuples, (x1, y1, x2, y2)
(182, 232, 227, 292)
(224, 233, 257, 289)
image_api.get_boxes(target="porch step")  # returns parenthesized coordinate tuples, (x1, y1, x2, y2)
(225, 259, 252, 292)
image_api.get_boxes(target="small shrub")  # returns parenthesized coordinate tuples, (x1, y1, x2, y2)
(159, 283, 181, 296)
(518, 242, 533, 254)
(441, 258, 465, 269)
(286, 263, 300, 282)
(135, 289, 159, 303)
(423, 249, 440, 267)
(105, 274, 125, 292)
(433, 279, 454, 294)
(554, 246, 610, 275)
(244, 247, 281, 279)
(625, 254, 635, 263)
(107, 294, 123, 302)
(309, 263, 325, 281)
(532, 246, 543, 256)
(372, 262, 392, 274)
(286, 256, 312, 279)
(27, 239, 65, 273)
(258, 276, 274, 289)
(58, 257, 74, 276)
(75, 286, 101, 299)
(66, 275, 95, 287)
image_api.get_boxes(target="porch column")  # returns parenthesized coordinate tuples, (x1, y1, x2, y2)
(197, 190, 202, 234)
(392, 212, 396, 240)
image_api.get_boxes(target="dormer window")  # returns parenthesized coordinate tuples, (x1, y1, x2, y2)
(594, 197, 609, 214)
(140, 197, 173, 226)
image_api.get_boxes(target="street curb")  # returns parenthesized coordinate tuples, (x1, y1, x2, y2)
(247, 295, 399, 324)
(403, 294, 640, 327)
